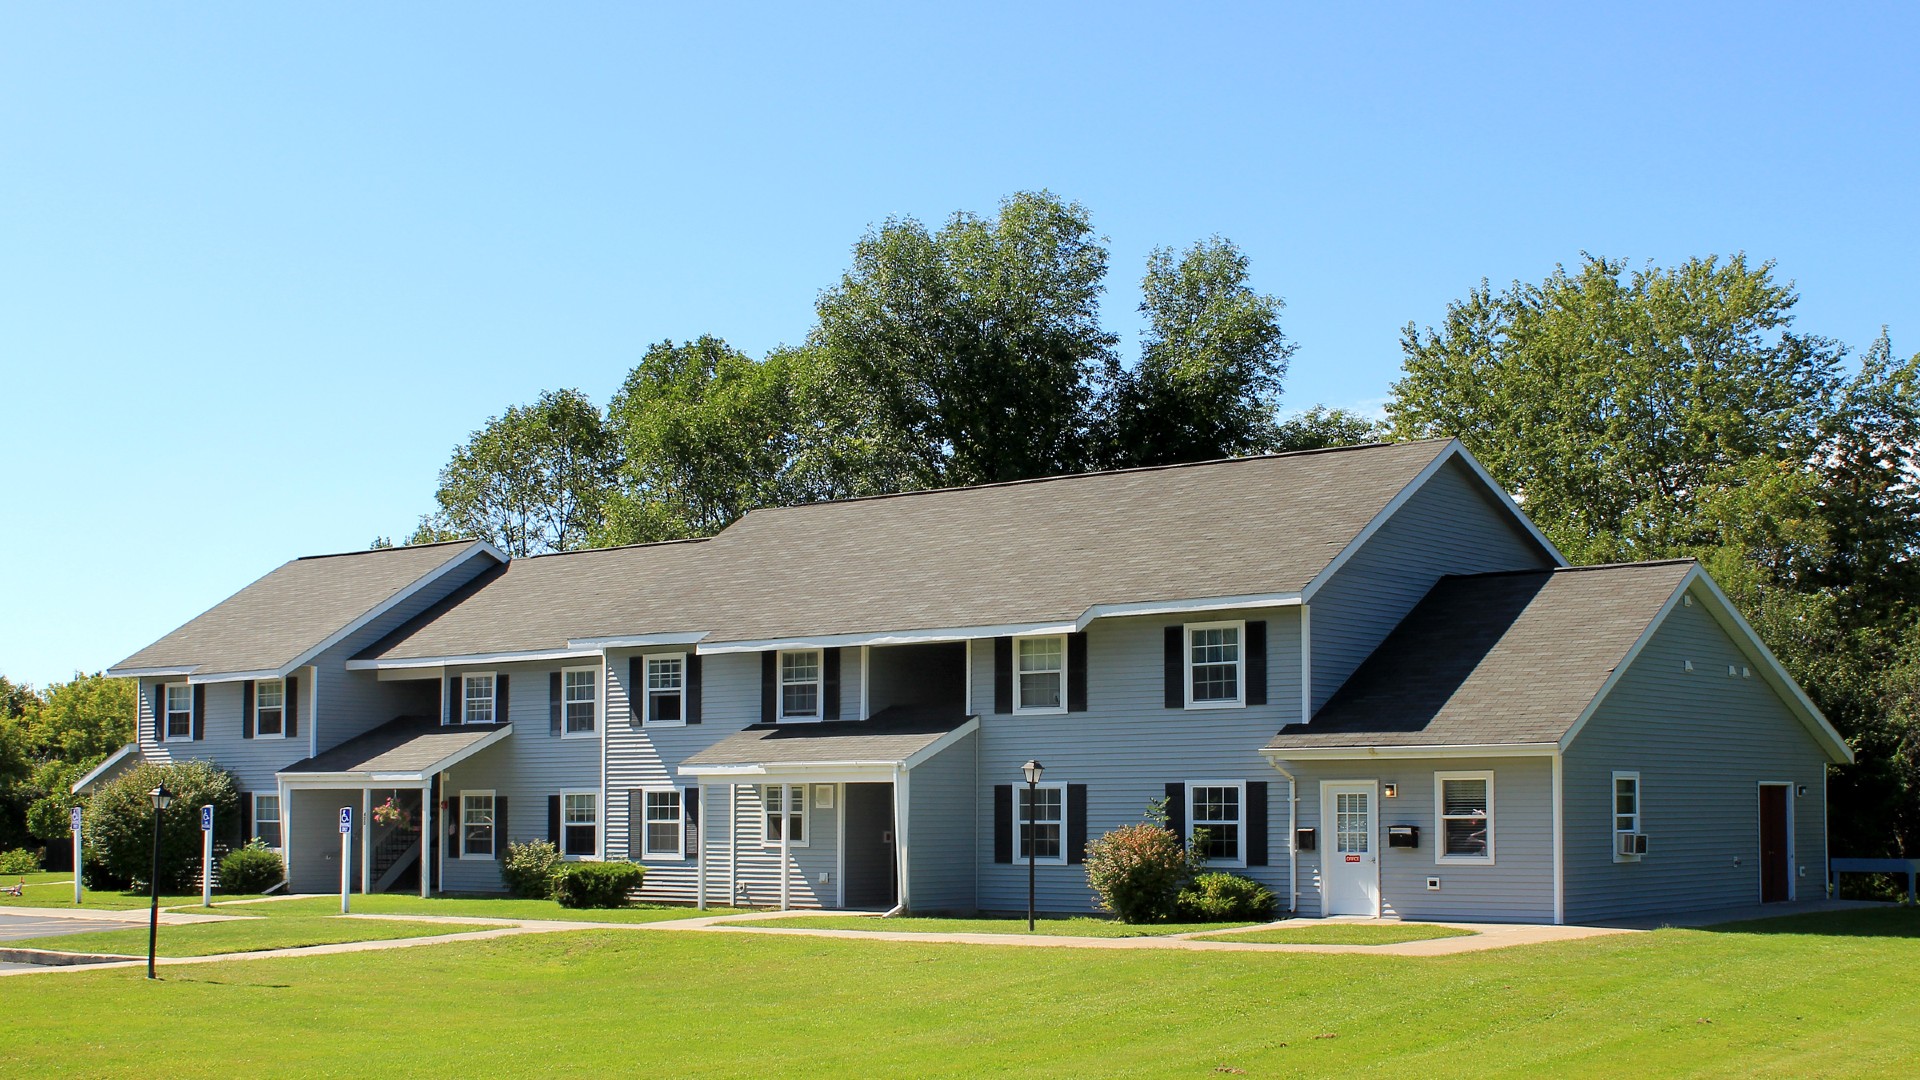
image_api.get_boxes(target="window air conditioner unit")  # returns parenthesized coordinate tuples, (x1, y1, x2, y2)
(1617, 832, 1648, 857)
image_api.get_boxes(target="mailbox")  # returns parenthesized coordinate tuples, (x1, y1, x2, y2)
(1387, 825, 1420, 849)
(1295, 827, 1316, 852)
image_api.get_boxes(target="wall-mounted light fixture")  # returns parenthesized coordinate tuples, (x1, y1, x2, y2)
(1797, 785, 1808, 797)
(1382, 783, 1398, 799)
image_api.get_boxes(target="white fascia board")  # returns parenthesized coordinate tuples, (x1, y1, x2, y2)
(346, 648, 600, 671)
(188, 668, 283, 685)
(1077, 593, 1302, 624)
(568, 632, 709, 650)
(900, 717, 980, 771)
(274, 723, 514, 784)
(70, 743, 140, 794)
(1262, 742, 1560, 761)
(282, 540, 505, 674)
(676, 762, 900, 784)
(106, 666, 197, 679)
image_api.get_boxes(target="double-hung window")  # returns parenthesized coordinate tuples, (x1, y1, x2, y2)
(1017, 783, 1066, 863)
(646, 655, 684, 726)
(1014, 636, 1066, 714)
(779, 651, 821, 721)
(253, 794, 282, 848)
(1190, 782, 1244, 864)
(463, 674, 495, 725)
(642, 788, 684, 859)
(561, 791, 597, 857)
(761, 784, 808, 846)
(1186, 622, 1244, 708)
(1435, 772, 1494, 863)
(164, 683, 193, 739)
(562, 667, 596, 736)
(255, 678, 285, 737)
(1613, 772, 1642, 862)
(462, 792, 496, 858)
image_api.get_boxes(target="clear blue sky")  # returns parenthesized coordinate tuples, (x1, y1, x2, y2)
(3, 3, 1915, 688)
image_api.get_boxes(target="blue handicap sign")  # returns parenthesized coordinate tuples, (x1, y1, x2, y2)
(339, 807, 353, 833)
(201, 804, 214, 832)
(69, 806, 82, 832)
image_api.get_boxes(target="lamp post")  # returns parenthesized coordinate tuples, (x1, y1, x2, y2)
(1022, 760, 1043, 932)
(147, 784, 174, 980)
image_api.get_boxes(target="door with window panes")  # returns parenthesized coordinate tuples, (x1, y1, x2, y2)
(1322, 782, 1379, 916)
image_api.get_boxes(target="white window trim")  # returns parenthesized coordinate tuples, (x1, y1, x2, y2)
(639, 786, 687, 861)
(561, 665, 598, 739)
(1612, 771, 1642, 864)
(1012, 634, 1068, 715)
(644, 653, 687, 728)
(1189, 779, 1247, 868)
(461, 790, 496, 858)
(559, 788, 599, 860)
(760, 784, 811, 848)
(1184, 620, 1247, 710)
(163, 682, 193, 740)
(254, 677, 287, 739)
(252, 792, 283, 849)
(462, 672, 497, 726)
(1434, 770, 1496, 865)
(777, 649, 823, 723)
(1016, 781, 1068, 865)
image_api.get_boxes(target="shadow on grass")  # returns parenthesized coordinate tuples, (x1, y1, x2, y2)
(1701, 906, 1920, 938)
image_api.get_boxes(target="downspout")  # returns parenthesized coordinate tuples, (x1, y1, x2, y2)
(1269, 759, 1300, 916)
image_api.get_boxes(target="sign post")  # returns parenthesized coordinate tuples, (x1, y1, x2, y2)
(200, 805, 215, 907)
(70, 806, 83, 904)
(339, 807, 353, 914)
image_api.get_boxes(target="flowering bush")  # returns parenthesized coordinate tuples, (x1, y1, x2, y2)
(1083, 800, 1204, 923)
(503, 839, 563, 899)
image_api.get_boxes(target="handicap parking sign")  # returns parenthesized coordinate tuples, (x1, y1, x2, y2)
(339, 807, 353, 833)
(201, 804, 214, 831)
(70, 806, 82, 832)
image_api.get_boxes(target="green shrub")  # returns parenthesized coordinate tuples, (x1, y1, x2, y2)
(0, 848, 43, 874)
(1084, 802, 1201, 923)
(81, 760, 238, 891)
(1176, 871, 1277, 921)
(502, 839, 563, 899)
(551, 861, 645, 908)
(218, 840, 284, 894)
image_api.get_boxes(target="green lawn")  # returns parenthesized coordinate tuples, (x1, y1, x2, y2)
(726, 914, 1259, 937)
(1192, 923, 1478, 945)
(3, 871, 77, 886)
(6, 916, 496, 958)
(0, 908, 1915, 1076)
(0, 887, 271, 911)
(221, 893, 749, 922)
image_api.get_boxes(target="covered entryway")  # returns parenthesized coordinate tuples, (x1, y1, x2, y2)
(1760, 783, 1793, 902)
(842, 783, 897, 909)
(1322, 781, 1379, 916)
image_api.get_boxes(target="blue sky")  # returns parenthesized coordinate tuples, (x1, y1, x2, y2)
(3, 2, 1915, 688)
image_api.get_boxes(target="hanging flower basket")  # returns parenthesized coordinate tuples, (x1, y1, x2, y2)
(371, 795, 411, 828)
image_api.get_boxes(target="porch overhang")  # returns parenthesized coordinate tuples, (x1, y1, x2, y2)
(677, 708, 978, 782)
(276, 717, 513, 784)
(1261, 742, 1561, 762)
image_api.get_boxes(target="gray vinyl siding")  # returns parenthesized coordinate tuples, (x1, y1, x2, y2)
(1287, 757, 1556, 922)
(1309, 458, 1553, 712)
(1562, 589, 1831, 922)
(906, 728, 977, 911)
(969, 609, 1298, 914)
(287, 786, 366, 894)
(439, 658, 604, 893)
(136, 673, 314, 793)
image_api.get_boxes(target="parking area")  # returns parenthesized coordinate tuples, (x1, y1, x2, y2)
(0, 911, 134, 944)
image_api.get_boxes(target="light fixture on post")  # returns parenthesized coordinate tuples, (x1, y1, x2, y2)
(147, 784, 175, 980)
(1021, 759, 1044, 932)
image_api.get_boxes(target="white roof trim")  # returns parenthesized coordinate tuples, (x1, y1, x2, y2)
(1558, 567, 1852, 764)
(567, 632, 710, 650)
(1263, 742, 1560, 761)
(677, 717, 979, 778)
(1301, 441, 1568, 602)
(187, 668, 282, 685)
(70, 743, 140, 794)
(282, 540, 504, 675)
(900, 716, 980, 771)
(106, 666, 197, 679)
(348, 648, 601, 671)
(274, 722, 515, 783)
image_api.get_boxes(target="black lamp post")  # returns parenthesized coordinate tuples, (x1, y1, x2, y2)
(1022, 760, 1043, 931)
(147, 784, 174, 980)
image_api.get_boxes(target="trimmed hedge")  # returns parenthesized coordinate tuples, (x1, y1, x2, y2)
(218, 840, 285, 894)
(551, 862, 645, 908)
(1176, 871, 1277, 921)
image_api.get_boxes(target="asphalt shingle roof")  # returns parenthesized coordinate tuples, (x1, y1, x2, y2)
(278, 716, 509, 776)
(110, 541, 492, 678)
(681, 705, 971, 768)
(1264, 561, 1695, 751)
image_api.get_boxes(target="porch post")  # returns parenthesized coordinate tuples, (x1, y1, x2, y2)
(361, 788, 372, 895)
(779, 784, 792, 912)
(696, 784, 709, 911)
(727, 784, 738, 907)
(419, 780, 433, 899)
(278, 778, 292, 886)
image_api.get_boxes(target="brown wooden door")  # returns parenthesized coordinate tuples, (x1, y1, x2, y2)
(1760, 786, 1791, 902)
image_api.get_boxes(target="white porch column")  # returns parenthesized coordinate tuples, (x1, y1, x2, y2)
(727, 783, 738, 906)
(419, 781, 433, 899)
(893, 767, 911, 913)
(278, 778, 292, 886)
(779, 784, 792, 912)
(361, 788, 372, 895)
(696, 784, 710, 911)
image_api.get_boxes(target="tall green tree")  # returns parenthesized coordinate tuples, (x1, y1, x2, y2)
(1098, 238, 1294, 467)
(598, 336, 797, 544)
(412, 388, 619, 556)
(1273, 405, 1389, 452)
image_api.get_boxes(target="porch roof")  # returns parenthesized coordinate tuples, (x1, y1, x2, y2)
(679, 706, 975, 775)
(277, 716, 512, 782)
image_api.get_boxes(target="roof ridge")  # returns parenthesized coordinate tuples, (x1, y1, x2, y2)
(735, 439, 1452, 517)
(1448, 558, 1697, 582)
(522, 536, 710, 560)
(296, 538, 478, 562)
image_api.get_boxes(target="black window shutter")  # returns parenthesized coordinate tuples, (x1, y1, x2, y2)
(495, 796, 509, 861)
(1067, 633, 1089, 712)
(191, 684, 205, 741)
(1067, 783, 1088, 864)
(241, 681, 255, 739)
(548, 794, 562, 846)
(1164, 627, 1184, 709)
(285, 676, 299, 738)
(1247, 781, 1268, 866)
(628, 657, 642, 725)
(686, 785, 700, 857)
(1245, 621, 1267, 706)
(152, 684, 166, 743)
(496, 674, 509, 725)
(760, 652, 777, 723)
(992, 637, 1013, 714)
(1165, 782, 1186, 840)
(446, 676, 458, 724)
(626, 789, 642, 859)
(992, 785, 1013, 863)
(686, 655, 703, 724)
(446, 791, 460, 860)
(549, 671, 563, 736)
(823, 648, 842, 721)
(239, 795, 252, 844)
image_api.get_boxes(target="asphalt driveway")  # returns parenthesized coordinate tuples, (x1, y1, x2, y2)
(0, 911, 133, 943)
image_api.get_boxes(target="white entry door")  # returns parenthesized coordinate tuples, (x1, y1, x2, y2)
(1322, 782, 1379, 916)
